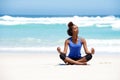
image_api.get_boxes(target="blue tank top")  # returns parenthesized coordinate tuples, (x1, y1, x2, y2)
(68, 37, 82, 59)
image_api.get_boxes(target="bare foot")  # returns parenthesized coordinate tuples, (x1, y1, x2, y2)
(76, 61, 87, 65)
(91, 48, 95, 54)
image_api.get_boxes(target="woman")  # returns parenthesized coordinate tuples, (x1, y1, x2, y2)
(57, 22, 95, 65)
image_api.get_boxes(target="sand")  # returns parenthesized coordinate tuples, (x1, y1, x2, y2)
(0, 53, 120, 80)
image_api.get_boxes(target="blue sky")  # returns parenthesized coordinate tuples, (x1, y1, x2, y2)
(0, 0, 120, 16)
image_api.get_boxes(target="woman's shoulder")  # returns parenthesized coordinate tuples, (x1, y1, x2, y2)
(79, 37, 86, 43)
(65, 37, 71, 43)
(66, 37, 72, 40)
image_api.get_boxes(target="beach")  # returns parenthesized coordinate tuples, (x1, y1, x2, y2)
(1, 0, 120, 79)
(0, 52, 120, 80)
(0, 15, 120, 80)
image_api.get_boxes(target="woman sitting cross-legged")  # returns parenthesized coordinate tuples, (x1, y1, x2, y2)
(57, 21, 95, 65)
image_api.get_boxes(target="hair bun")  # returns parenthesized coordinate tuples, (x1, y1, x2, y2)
(68, 22, 74, 28)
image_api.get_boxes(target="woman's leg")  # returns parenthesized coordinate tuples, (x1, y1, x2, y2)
(77, 54, 93, 62)
(59, 53, 87, 65)
(64, 57, 87, 65)
(77, 48, 95, 62)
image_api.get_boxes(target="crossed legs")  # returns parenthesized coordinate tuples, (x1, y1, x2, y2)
(59, 53, 92, 65)
(58, 49, 95, 65)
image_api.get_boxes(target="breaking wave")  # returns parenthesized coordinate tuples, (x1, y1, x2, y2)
(0, 39, 120, 53)
(0, 15, 120, 30)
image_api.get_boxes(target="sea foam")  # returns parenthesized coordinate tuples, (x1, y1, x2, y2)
(0, 15, 120, 30)
(0, 39, 120, 53)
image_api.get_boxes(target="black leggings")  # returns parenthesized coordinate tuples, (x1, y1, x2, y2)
(59, 54, 92, 61)
(59, 53, 66, 61)
(84, 54, 92, 61)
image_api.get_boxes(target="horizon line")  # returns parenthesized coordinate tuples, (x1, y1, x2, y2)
(0, 14, 120, 17)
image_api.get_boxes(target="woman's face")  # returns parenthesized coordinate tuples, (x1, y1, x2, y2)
(72, 25, 79, 35)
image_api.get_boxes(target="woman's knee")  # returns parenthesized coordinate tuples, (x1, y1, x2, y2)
(59, 53, 66, 61)
(85, 54, 92, 61)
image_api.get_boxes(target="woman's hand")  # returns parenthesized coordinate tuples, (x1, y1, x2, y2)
(91, 48, 95, 54)
(57, 47, 61, 53)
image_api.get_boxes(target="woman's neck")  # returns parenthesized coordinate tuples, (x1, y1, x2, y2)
(72, 35, 78, 43)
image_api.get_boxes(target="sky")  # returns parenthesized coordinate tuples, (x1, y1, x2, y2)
(0, 0, 120, 16)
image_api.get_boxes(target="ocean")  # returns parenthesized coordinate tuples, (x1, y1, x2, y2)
(0, 15, 120, 55)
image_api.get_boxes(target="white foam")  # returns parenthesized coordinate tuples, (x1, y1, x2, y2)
(87, 39, 120, 47)
(0, 47, 56, 52)
(0, 39, 120, 53)
(0, 15, 120, 30)
(86, 39, 120, 53)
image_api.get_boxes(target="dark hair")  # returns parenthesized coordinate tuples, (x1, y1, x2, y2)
(67, 22, 74, 36)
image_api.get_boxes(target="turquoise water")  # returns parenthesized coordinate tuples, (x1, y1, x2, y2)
(0, 24, 67, 47)
(1, 24, 120, 47)
(0, 15, 120, 53)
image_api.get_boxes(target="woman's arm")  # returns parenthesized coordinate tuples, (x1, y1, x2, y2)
(57, 39, 69, 54)
(81, 38, 95, 54)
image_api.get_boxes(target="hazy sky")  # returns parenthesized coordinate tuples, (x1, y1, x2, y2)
(0, 0, 120, 16)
